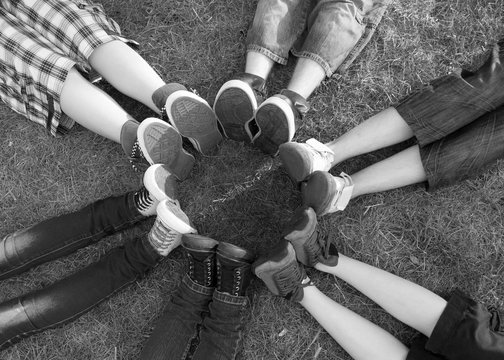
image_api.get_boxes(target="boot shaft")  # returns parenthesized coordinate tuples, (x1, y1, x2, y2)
(216, 242, 255, 297)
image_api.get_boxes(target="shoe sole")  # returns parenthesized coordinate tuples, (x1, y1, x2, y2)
(213, 80, 257, 142)
(301, 171, 336, 216)
(253, 97, 295, 155)
(143, 164, 177, 201)
(165, 91, 223, 155)
(137, 118, 195, 180)
(182, 233, 219, 251)
(217, 242, 255, 262)
(284, 207, 318, 266)
(156, 199, 197, 234)
(278, 142, 313, 182)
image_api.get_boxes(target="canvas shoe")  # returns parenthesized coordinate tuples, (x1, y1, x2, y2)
(279, 139, 335, 182)
(182, 234, 219, 287)
(284, 207, 339, 267)
(135, 164, 178, 216)
(301, 171, 354, 216)
(149, 199, 197, 256)
(213, 73, 266, 142)
(164, 89, 222, 155)
(253, 89, 308, 155)
(137, 118, 195, 180)
(253, 241, 312, 302)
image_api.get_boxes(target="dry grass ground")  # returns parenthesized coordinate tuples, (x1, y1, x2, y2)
(1, 0, 504, 359)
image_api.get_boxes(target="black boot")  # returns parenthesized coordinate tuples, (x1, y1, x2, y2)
(215, 242, 255, 297)
(463, 39, 504, 89)
(181, 234, 219, 287)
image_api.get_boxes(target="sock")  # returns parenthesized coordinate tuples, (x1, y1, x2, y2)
(134, 187, 158, 217)
(147, 217, 181, 256)
(120, 119, 140, 156)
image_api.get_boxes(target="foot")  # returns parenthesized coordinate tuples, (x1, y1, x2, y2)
(301, 171, 354, 216)
(148, 199, 197, 256)
(137, 118, 195, 180)
(253, 241, 312, 302)
(213, 73, 266, 142)
(182, 234, 219, 287)
(216, 242, 256, 296)
(135, 164, 178, 216)
(284, 207, 339, 267)
(279, 139, 335, 182)
(253, 89, 308, 155)
(165, 90, 223, 154)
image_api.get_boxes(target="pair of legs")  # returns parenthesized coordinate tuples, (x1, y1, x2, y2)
(140, 234, 255, 360)
(213, 0, 390, 153)
(0, 165, 196, 349)
(254, 207, 504, 360)
(279, 38, 504, 215)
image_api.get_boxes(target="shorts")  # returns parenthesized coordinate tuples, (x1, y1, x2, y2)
(406, 289, 504, 360)
(0, 0, 136, 136)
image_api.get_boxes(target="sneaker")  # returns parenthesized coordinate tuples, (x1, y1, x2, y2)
(165, 90, 222, 154)
(182, 234, 219, 287)
(213, 73, 266, 142)
(137, 118, 195, 180)
(284, 207, 339, 267)
(216, 242, 255, 297)
(279, 139, 335, 182)
(135, 164, 177, 216)
(253, 241, 312, 302)
(253, 89, 308, 155)
(149, 199, 197, 256)
(301, 171, 354, 216)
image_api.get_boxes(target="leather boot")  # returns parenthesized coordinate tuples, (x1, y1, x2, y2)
(215, 242, 255, 297)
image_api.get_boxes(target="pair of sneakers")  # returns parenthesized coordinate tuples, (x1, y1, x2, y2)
(253, 207, 339, 302)
(278, 139, 355, 216)
(182, 234, 255, 296)
(213, 74, 308, 155)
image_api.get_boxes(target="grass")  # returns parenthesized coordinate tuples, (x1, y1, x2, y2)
(1, 0, 504, 359)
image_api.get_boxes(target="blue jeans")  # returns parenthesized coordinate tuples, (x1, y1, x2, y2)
(140, 275, 250, 360)
(395, 70, 504, 190)
(247, 0, 391, 76)
(0, 192, 160, 349)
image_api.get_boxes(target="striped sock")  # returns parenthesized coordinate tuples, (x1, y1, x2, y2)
(134, 187, 158, 217)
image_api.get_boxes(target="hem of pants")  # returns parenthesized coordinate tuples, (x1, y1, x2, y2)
(213, 290, 249, 306)
(290, 49, 332, 77)
(246, 45, 288, 66)
(182, 274, 215, 297)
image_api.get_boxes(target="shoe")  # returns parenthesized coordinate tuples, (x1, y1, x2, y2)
(284, 207, 339, 267)
(135, 165, 177, 217)
(301, 171, 354, 216)
(137, 118, 195, 180)
(165, 90, 223, 154)
(216, 242, 255, 296)
(253, 89, 308, 155)
(149, 199, 197, 256)
(253, 241, 312, 302)
(279, 139, 335, 182)
(463, 38, 504, 88)
(213, 73, 266, 142)
(182, 234, 219, 287)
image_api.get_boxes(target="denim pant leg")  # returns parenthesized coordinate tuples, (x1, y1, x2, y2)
(246, 0, 310, 65)
(140, 275, 214, 360)
(0, 192, 145, 280)
(191, 291, 250, 360)
(420, 105, 504, 190)
(0, 235, 161, 349)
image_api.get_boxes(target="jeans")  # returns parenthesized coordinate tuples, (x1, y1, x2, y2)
(395, 69, 504, 190)
(246, 0, 391, 76)
(0, 192, 160, 349)
(140, 275, 250, 360)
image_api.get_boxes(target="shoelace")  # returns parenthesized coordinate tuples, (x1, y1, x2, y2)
(306, 228, 338, 265)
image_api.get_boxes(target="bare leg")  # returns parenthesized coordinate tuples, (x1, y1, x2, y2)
(245, 51, 275, 80)
(300, 286, 409, 360)
(326, 107, 414, 167)
(349, 145, 427, 198)
(286, 57, 326, 99)
(60, 67, 134, 142)
(88, 40, 165, 112)
(316, 254, 447, 337)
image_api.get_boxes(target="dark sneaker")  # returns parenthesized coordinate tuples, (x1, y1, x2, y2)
(279, 139, 335, 182)
(253, 241, 312, 302)
(213, 73, 266, 142)
(301, 171, 354, 216)
(182, 234, 219, 287)
(284, 207, 339, 267)
(165, 90, 222, 155)
(216, 242, 255, 297)
(137, 118, 195, 180)
(253, 89, 308, 155)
